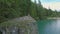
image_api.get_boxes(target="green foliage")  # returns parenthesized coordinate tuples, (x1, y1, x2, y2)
(0, 0, 60, 23)
(30, 0, 60, 20)
(0, 0, 31, 23)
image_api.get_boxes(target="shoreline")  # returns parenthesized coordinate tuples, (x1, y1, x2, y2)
(47, 17, 60, 19)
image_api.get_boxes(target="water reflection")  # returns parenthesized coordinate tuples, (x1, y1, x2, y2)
(38, 19, 60, 34)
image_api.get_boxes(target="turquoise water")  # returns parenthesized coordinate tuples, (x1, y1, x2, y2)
(37, 19, 60, 34)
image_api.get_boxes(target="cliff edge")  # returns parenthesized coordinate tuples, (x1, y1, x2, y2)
(0, 15, 38, 34)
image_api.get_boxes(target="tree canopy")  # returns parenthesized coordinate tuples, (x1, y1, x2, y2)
(0, 0, 60, 23)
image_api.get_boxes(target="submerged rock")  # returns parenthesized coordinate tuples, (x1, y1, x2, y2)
(0, 16, 38, 34)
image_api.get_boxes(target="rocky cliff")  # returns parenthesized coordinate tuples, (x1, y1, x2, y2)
(0, 15, 38, 34)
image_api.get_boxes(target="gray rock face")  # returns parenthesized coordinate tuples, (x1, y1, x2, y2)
(0, 16, 38, 34)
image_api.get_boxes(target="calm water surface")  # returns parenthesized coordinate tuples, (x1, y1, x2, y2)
(37, 19, 60, 34)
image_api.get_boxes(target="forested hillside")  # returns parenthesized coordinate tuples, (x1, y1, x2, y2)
(30, 0, 60, 20)
(0, 0, 31, 23)
(0, 0, 60, 23)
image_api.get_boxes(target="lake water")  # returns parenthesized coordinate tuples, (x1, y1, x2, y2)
(37, 19, 60, 34)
